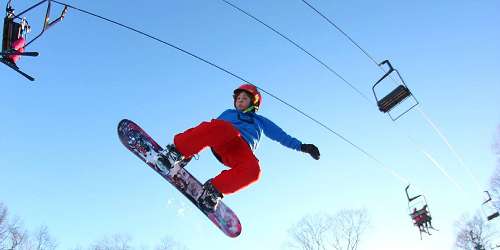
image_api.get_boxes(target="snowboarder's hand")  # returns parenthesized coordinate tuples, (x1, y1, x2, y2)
(301, 144, 320, 160)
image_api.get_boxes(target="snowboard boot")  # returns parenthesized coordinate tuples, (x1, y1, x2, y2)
(157, 144, 185, 171)
(197, 179, 223, 213)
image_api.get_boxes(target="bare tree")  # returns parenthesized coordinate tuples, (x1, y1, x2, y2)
(31, 226, 57, 250)
(154, 236, 188, 250)
(87, 234, 187, 250)
(6, 218, 28, 250)
(90, 234, 132, 250)
(287, 209, 369, 250)
(1, 202, 185, 250)
(0, 213, 29, 250)
(455, 213, 498, 250)
(329, 209, 369, 250)
(288, 213, 332, 250)
(0, 203, 8, 248)
(0, 203, 57, 250)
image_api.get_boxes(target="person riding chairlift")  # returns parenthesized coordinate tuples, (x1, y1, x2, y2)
(411, 205, 434, 232)
(5, 21, 29, 64)
(2, 2, 32, 64)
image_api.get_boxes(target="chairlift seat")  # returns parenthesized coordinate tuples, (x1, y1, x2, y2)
(377, 85, 411, 113)
(487, 211, 499, 221)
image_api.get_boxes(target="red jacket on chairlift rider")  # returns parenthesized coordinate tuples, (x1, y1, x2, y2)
(4, 10, 29, 64)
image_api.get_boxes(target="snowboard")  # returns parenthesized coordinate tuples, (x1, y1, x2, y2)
(117, 119, 242, 237)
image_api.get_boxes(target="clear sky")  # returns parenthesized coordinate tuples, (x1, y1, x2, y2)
(1, 0, 499, 249)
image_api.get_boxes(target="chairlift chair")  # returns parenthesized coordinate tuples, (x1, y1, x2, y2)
(405, 185, 437, 239)
(1, 0, 67, 81)
(372, 60, 419, 121)
(482, 191, 499, 221)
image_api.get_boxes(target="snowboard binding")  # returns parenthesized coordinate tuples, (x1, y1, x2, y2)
(198, 179, 224, 213)
(156, 144, 184, 173)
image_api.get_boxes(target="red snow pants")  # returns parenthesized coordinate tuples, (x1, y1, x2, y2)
(173, 119, 261, 195)
(9, 37, 25, 63)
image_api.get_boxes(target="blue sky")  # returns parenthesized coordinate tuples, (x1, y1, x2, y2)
(1, 0, 499, 249)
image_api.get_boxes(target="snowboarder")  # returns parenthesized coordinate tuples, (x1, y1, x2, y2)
(157, 84, 320, 213)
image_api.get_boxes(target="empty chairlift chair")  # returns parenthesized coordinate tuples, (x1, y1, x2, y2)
(372, 60, 419, 121)
(482, 191, 499, 221)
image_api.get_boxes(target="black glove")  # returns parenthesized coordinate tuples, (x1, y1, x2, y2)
(301, 144, 320, 160)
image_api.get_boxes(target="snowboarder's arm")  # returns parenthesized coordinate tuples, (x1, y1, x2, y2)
(260, 116, 320, 160)
(260, 116, 302, 151)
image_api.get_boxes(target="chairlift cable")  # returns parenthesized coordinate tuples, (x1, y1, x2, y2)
(221, 0, 372, 103)
(417, 107, 483, 193)
(218, 1, 462, 190)
(47, 1, 409, 184)
(299, 0, 479, 193)
(300, 0, 379, 67)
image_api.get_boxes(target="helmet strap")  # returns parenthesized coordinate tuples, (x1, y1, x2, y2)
(242, 106, 256, 113)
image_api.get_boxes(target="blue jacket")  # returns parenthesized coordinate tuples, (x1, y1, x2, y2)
(217, 109, 302, 152)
